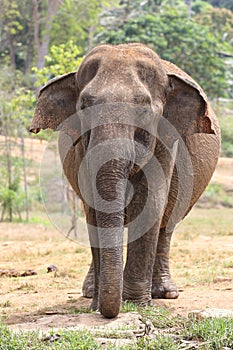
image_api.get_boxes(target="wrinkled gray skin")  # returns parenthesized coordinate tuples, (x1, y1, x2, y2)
(30, 44, 221, 318)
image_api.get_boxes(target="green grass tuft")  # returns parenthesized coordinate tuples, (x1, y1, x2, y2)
(1, 314, 233, 350)
(183, 317, 233, 350)
(0, 324, 102, 350)
(121, 301, 139, 313)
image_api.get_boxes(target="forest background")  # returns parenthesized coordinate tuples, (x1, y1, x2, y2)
(0, 0, 233, 222)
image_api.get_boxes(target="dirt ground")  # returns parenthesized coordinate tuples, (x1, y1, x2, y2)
(0, 212, 232, 331)
(0, 138, 232, 331)
(0, 217, 232, 331)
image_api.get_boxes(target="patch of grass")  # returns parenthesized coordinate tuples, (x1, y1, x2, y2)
(183, 317, 233, 350)
(109, 336, 179, 350)
(0, 324, 102, 350)
(0, 300, 11, 308)
(176, 208, 233, 237)
(74, 247, 86, 254)
(224, 260, 233, 268)
(121, 302, 185, 329)
(1, 312, 233, 350)
(121, 301, 139, 313)
(219, 115, 233, 158)
(0, 322, 178, 350)
(71, 306, 94, 314)
(29, 216, 52, 227)
(16, 282, 36, 292)
(93, 326, 137, 340)
(134, 336, 179, 350)
(200, 183, 233, 208)
(139, 305, 185, 330)
(213, 100, 233, 158)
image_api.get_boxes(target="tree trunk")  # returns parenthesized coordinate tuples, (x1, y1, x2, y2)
(7, 31, 16, 71)
(20, 130, 29, 222)
(5, 133, 13, 222)
(33, 0, 63, 70)
(87, 25, 96, 50)
(187, 0, 193, 19)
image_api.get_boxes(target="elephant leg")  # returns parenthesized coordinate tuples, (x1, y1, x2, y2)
(82, 260, 94, 298)
(89, 246, 100, 310)
(84, 205, 100, 310)
(123, 223, 160, 305)
(123, 148, 173, 304)
(152, 227, 179, 299)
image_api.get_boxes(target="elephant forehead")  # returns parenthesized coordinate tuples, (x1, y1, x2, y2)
(80, 44, 160, 73)
(87, 43, 159, 60)
(77, 44, 164, 90)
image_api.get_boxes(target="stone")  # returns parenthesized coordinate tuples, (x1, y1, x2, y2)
(9, 312, 143, 332)
(189, 308, 233, 320)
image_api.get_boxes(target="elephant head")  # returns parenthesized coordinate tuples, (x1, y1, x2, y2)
(30, 43, 220, 318)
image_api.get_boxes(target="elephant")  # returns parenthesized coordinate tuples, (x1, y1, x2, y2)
(30, 43, 221, 319)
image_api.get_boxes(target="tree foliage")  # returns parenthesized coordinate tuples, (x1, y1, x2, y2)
(33, 40, 83, 86)
(51, 0, 116, 50)
(0, 0, 232, 221)
(0, 64, 36, 221)
(0, 0, 232, 98)
(96, 4, 231, 97)
(0, 0, 116, 73)
(205, 0, 233, 12)
(196, 7, 233, 45)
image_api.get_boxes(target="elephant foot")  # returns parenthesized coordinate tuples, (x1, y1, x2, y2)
(152, 279, 179, 299)
(90, 296, 98, 311)
(82, 283, 94, 298)
(82, 267, 94, 298)
(123, 279, 151, 306)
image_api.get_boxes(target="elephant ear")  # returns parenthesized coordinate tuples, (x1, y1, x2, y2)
(162, 59, 220, 138)
(160, 60, 221, 227)
(29, 72, 78, 133)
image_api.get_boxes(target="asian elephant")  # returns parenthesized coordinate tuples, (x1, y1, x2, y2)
(30, 43, 221, 318)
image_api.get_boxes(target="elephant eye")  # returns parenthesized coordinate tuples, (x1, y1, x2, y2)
(79, 93, 96, 110)
(134, 128, 151, 148)
(78, 58, 101, 88)
(136, 61, 157, 87)
(131, 94, 151, 106)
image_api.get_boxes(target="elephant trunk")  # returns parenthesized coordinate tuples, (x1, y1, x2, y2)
(86, 125, 134, 318)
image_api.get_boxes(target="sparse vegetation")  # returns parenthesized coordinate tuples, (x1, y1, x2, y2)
(183, 317, 233, 349)
(0, 324, 102, 350)
(198, 183, 233, 208)
(214, 100, 233, 157)
(0, 309, 233, 349)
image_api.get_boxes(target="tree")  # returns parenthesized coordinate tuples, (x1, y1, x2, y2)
(0, 66, 36, 221)
(191, 0, 212, 14)
(204, 0, 233, 12)
(96, 4, 230, 97)
(32, 39, 86, 233)
(196, 7, 233, 44)
(33, 0, 63, 70)
(50, 0, 118, 51)
(33, 39, 83, 86)
(0, 0, 24, 70)
(0, 0, 63, 73)
(195, 7, 233, 98)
